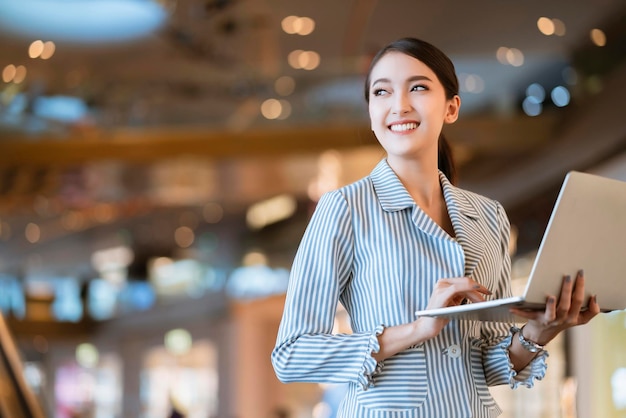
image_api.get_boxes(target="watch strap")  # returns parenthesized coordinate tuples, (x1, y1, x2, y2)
(512, 325, 545, 353)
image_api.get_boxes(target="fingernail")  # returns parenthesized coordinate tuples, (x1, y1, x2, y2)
(578, 269, 584, 277)
(565, 275, 572, 283)
(473, 284, 481, 289)
(548, 296, 556, 304)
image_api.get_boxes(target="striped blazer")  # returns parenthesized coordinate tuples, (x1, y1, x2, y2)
(272, 159, 547, 418)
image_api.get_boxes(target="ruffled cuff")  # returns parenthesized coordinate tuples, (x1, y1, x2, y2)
(358, 324, 385, 391)
(503, 331, 549, 389)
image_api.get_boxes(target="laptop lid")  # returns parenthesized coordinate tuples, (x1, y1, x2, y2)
(521, 170, 626, 309)
(414, 170, 626, 322)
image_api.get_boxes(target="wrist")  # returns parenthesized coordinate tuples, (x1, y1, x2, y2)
(413, 317, 440, 343)
(518, 323, 553, 346)
(512, 325, 545, 353)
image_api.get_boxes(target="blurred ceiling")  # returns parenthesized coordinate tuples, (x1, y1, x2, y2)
(0, 0, 623, 131)
(0, 0, 625, 278)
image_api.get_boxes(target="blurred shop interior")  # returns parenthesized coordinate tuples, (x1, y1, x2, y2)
(0, 0, 625, 417)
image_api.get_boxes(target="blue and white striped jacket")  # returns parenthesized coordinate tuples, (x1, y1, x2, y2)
(272, 159, 547, 417)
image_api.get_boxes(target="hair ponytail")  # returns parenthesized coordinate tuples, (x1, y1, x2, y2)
(438, 133, 457, 185)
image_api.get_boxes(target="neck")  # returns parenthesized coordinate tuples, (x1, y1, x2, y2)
(386, 156, 441, 209)
(386, 156, 454, 237)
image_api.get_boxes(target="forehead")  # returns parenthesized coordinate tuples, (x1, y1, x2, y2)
(370, 51, 436, 83)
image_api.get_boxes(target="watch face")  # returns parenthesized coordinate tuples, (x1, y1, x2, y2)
(525, 343, 540, 353)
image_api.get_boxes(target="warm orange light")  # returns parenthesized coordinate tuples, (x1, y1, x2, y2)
(41, 41, 56, 59)
(25, 222, 41, 243)
(13, 65, 27, 83)
(497, 47, 524, 67)
(2, 64, 16, 83)
(281, 15, 315, 35)
(174, 226, 194, 248)
(537, 17, 555, 35)
(275, 75, 295, 96)
(289, 50, 320, 70)
(590, 29, 607, 46)
(552, 19, 566, 36)
(29, 40, 44, 58)
(281, 15, 299, 34)
(202, 202, 224, 223)
(260, 98, 282, 119)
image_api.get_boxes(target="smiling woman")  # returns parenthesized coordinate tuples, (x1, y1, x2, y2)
(0, 0, 167, 43)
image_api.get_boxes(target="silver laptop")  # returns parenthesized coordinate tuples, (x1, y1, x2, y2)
(414, 170, 626, 322)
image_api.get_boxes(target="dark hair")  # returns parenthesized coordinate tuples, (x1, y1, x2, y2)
(364, 37, 459, 184)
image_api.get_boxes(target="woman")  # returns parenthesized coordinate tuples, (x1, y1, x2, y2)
(271, 37, 599, 417)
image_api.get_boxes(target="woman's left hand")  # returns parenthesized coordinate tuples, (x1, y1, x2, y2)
(510, 269, 600, 345)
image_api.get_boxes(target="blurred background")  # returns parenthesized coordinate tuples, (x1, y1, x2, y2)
(0, 0, 625, 417)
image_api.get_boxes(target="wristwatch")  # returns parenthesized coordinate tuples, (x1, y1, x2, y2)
(512, 326, 545, 353)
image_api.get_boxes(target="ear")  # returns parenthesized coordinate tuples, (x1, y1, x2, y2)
(444, 95, 461, 124)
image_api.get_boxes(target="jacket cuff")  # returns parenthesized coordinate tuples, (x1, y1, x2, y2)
(504, 332, 549, 388)
(358, 324, 385, 390)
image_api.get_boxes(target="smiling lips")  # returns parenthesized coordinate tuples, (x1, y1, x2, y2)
(389, 122, 418, 132)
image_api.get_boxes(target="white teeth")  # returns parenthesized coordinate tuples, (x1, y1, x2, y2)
(390, 122, 418, 132)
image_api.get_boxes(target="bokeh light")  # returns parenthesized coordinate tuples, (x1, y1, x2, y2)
(164, 328, 192, 356)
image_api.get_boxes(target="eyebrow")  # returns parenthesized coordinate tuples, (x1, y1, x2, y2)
(371, 75, 433, 86)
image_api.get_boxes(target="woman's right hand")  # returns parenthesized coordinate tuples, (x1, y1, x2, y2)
(375, 277, 492, 362)
(416, 277, 492, 339)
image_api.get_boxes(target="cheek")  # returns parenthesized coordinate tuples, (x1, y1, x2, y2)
(368, 103, 384, 128)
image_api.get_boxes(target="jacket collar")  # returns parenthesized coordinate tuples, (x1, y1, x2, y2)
(371, 159, 485, 277)
(370, 159, 416, 212)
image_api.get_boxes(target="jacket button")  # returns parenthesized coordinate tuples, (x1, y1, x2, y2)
(448, 344, 462, 358)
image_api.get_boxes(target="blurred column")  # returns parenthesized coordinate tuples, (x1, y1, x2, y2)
(230, 295, 287, 417)
(120, 337, 143, 417)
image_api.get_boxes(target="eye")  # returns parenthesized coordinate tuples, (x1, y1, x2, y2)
(372, 88, 388, 97)
(410, 84, 428, 92)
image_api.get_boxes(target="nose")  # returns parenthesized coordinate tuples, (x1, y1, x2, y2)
(392, 91, 411, 114)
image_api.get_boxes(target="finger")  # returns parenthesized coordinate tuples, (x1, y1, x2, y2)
(473, 284, 493, 296)
(589, 294, 600, 314)
(437, 277, 492, 295)
(544, 295, 559, 323)
(449, 294, 469, 306)
(435, 277, 460, 290)
(509, 307, 544, 321)
(432, 285, 469, 308)
(463, 289, 490, 303)
(431, 279, 490, 309)
(578, 295, 600, 325)
(511, 295, 558, 324)
(556, 274, 573, 317)
(438, 276, 476, 287)
(567, 270, 585, 324)
(443, 288, 489, 304)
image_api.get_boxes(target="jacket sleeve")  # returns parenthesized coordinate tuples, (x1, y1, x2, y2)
(271, 190, 383, 389)
(481, 201, 548, 388)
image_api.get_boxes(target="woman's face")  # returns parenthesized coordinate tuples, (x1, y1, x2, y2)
(368, 51, 460, 163)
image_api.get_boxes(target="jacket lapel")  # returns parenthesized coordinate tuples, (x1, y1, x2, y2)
(373, 162, 490, 278)
(441, 174, 486, 278)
